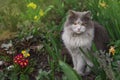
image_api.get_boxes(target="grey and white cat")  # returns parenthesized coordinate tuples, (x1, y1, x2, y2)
(62, 10, 109, 76)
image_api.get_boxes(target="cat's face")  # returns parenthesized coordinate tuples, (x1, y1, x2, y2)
(71, 19, 86, 34)
(65, 10, 92, 34)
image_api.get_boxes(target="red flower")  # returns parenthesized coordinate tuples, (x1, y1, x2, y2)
(13, 53, 29, 68)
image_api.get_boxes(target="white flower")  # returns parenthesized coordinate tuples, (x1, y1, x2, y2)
(7, 65, 14, 70)
(0, 61, 4, 66)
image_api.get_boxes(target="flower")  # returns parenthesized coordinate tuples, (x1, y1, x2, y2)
(34, 15, 39, 21)
(39, 9, 44, 17)
(109, 46, 115, 55)
(18, 59, 28, 68)
(13, 54, 23, 64)
(99, 1, 108, 8)
(27, 2, 37, 9)
(13, 50, 30, 68)
(7, 65, 14, 70)
(21, 50, 30, 58)
(14, 53, 29, 68)
(0, 61, 4, 66)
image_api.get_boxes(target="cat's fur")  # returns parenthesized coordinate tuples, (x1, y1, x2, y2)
(62, 10, 109, 76)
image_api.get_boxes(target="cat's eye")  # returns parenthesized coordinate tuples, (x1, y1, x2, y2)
(81, 23, 86, 26)
(74, 22, 77, 25)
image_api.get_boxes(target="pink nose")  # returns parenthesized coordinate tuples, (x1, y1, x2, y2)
(78, 28, 81, 31)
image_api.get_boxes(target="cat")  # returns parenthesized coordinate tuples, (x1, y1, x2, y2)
(62, 10, 109, 76)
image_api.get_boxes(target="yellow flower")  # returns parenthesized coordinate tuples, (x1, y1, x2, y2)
(39, 9, 44, 17)
(27, 2, 37, 9)
(99, 1, 108, 8)
(34, 15, 39, 21)
(109, 46, 115, 55)
(21, 50, 30, 58)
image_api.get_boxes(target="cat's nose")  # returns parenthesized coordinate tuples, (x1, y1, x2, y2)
(78, 28, 81, 31)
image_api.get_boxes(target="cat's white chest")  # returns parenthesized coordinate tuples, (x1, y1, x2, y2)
(62, 29, 94, 49)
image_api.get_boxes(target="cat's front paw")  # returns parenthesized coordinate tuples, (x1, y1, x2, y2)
(77, 71, 85, 76)
(73, 67, 76, 70)
(77, 67, 91, 76)
(73, 65, 78, 70)
(84, 66, 91, 76)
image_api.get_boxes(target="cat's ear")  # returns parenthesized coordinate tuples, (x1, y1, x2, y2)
(84, 11, 92, 20)
(68, 10, 76, 16)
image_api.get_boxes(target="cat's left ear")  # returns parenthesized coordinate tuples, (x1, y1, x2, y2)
(84, 11, 92, 20)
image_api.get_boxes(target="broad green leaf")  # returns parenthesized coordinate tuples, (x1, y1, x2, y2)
(59, 60, 82, 80)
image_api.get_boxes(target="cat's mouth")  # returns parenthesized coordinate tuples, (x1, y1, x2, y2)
(75, 30, 85, 34)
(76, 31, 82, 34)
(73, 31, 84, 36)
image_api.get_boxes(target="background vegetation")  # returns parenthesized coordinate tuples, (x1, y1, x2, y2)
(0, 0, 120, 80)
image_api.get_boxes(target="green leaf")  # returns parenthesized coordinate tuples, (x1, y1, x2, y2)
(45, 5, 54, 14)
(0, 71, 5, 80)
(59, 60, 82, 80)
(116, 74, 120, 80)
(24, 67, 34, 74)
(20, 74, 29, 80)
(9, 72, 18, 80)
(36, 69, 50, 80)
(95, 75, 102, 80)
(114, 55, 120, 60)
(44, 42, 56, 60)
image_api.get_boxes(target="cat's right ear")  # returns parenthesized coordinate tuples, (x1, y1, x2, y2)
(68, 10, 76, 16)
(84, 11, 92, 20)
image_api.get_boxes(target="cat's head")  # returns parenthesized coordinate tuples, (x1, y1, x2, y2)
(64, 10, 93, 34)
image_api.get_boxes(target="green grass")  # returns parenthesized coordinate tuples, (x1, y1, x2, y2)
(86, 0, 120, 40)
